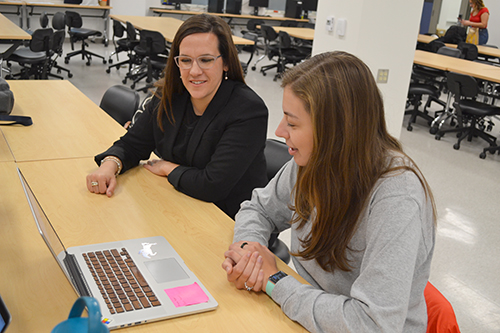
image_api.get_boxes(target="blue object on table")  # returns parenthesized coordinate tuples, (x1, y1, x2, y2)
(51, 297, 109, 333)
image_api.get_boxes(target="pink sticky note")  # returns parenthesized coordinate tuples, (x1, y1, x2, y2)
(164, 282, 209, 308)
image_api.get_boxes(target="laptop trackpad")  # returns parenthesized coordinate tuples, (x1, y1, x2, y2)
(144, 258, 189, 283)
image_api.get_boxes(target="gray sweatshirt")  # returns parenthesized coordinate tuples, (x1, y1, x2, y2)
(234, 159, 435, 333)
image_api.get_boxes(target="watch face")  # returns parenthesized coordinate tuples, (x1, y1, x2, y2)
(269, 271, 288, 284)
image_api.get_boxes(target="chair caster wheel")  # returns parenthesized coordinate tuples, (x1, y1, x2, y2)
(103, 60, 107, 64)
(131, 83, 135, 89)
(407, 125, 413, 131)
(435, 135, 441, 140)
(122, 79, 127, 84)
(68, 73, 73, 78)
(64, 58, 69, 64)
(479, 152, 486, 159)
(429, 127, 438, 134)
(108, 59, 113, 64)
(106, 68, 110, 74)
(262, 72, 266, 76)
(251, 66, 256, 71)
(453, 143, 460, 150)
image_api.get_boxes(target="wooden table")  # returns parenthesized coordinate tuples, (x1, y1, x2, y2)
(0, 2, 112, 45)
(414, 49, 500, 83)
(1, 80, 125, 162)
(417, 34, 500, 59)
(151, 8, 309, 24)
(2, 157, 307, 332)
(259, 25, 314, 40)
(110, 14, 253, 46)
(0, 131, 13, 162)
(0, 13, 32, 78)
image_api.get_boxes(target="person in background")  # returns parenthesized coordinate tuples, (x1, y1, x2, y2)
(460, 0, 490, 45)
(86, 14, 268, 219)
(222, 51, 436, 332)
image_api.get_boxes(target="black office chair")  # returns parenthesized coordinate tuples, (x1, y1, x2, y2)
(405, 83, 439, 131)
(100, 85, 141, 127)
(5, 28, 53, 80)
(457, 42, 478, 60)
(48, 12, 72, 79)
(435, 72, 500, 153)
(280, 20, 299, 27)
(272, 31, 309, 81)
(264, 139, 292, 264)
(40, 11, 49, 28)
(259, 25, 280, 77)
(64, 11, 107, 66)
(106, 21, 140, 73)
(123, 29, 168, 92)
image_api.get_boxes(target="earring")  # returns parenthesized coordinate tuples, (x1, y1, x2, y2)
(180, 75, 182, 79)
(224, 71, 228, 80)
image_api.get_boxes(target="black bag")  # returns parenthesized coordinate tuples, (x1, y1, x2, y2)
(0, 78, 32, 126)
(436, 25, 467, 44)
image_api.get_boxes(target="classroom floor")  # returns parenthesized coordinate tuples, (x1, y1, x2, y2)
(7, 39, 500, 332)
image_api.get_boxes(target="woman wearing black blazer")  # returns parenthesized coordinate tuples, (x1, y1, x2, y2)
(87, 14, 268, 219)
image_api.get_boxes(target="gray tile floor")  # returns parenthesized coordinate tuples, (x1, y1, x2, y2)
(8, 40, 500, 332)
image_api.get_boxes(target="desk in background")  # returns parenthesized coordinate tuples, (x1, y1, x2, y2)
(151, 7, 309, 25)
(414, 49, 500, 83)
(2, 80, 125, 162)
(0, 2, 112, 45)
(417, 34, 500, 60)
(0, 13, 31, 78)
(110, 14, 253, 46)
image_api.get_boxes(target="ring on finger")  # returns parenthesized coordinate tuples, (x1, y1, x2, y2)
(240, 242, 248, 249)
(91, 181, 99, 186)
(244, 281, 253, 292)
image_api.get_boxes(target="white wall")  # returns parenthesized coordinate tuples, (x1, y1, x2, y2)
(313, 0, 423, 139)
(437, 0, 461, 31)
(485, 1, 499, 47)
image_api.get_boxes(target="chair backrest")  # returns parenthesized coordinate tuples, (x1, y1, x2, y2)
(126, 21, 138, 42)
(264, 139, 292, 181)
(437, 46, 462, 58)
(280, 20, 299, 27)
(424, 282, 460, 333)
(112, 20, 125, 39)
(139, 30, 166, 55)
(40, 12, 49, 28)
(52, 12, 66, 31)
(457, 42, 478, 60)
(278, 31, 293, 49)
(427, 40, 445, 53)
(446, 72, 479, 100)
(65, 11, 82, 29)
(29, 28, 53, 54)
(247, 19, 264, 31)
(52, 29, 65, 54)
(99, 85, 141, 127)
(261, 24, 278, 42)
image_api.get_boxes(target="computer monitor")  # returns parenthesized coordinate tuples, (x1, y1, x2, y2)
(285, 0, 302, 19)
(249, 0, 269, 16)
(167, 0, 191, 10)
(301, 0, 317, 11)
(226, 0, 242, 14)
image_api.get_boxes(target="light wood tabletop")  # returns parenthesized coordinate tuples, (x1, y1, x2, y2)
(110, 14, 253, 46)
(2, 80, 125, 162)
(0, 131, 14, 162)
(414, 49, 500, 83)
(7, 157, 308, 332)
(151, 8, 309, 23)
(267, 26, 314, 40)
(0, 13, 31, 40)
(417, 34, 500, 58)
(0, 161, 78, 333)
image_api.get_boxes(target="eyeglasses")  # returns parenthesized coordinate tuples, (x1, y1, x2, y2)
(174, 55, 222, 70)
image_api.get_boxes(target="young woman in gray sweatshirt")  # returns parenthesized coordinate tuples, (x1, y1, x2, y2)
(222, 51, 436, 333)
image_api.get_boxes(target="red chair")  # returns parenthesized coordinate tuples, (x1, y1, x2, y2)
(425, 282, 460, 333)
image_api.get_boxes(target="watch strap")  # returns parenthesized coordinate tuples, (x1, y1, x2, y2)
(266, 271, 288, 297)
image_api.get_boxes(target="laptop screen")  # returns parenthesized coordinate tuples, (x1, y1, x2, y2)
(17, 169, 72, 280)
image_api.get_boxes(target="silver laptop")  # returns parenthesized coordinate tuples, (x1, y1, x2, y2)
(17, 168, 217, 330)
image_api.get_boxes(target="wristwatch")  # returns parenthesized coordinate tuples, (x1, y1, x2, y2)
(266, 271, 288, 297)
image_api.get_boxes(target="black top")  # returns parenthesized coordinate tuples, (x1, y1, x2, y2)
(96, 79, 269, 219)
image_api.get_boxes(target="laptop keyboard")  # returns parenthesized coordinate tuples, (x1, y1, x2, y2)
(83, 248, 161, 314)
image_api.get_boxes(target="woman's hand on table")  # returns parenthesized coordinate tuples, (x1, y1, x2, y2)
(86, 160, 118, 197)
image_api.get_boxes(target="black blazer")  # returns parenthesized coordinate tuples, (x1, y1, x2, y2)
(96, 80, 269, 218)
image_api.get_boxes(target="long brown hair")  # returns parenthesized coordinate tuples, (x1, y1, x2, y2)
(281, 51, 436, 272)
(471, 0, 485, 10)
(156, 14, 245, 127)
